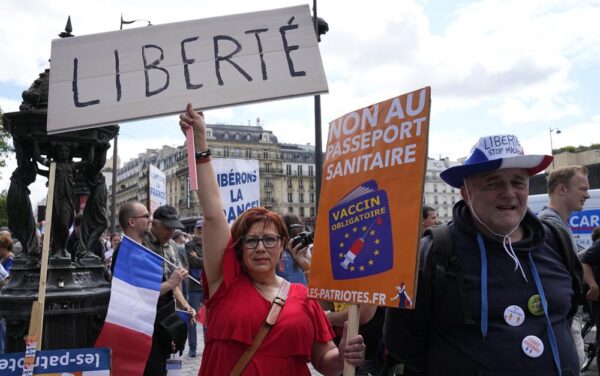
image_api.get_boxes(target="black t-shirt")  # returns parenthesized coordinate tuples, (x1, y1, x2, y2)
(580, 239, 600, 282)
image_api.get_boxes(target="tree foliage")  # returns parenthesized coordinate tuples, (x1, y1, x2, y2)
(0, 105, 13, 170)
(554, 143, 600, 154)
(0, 190, 7, 228)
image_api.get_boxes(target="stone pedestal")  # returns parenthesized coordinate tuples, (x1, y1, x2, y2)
(0, 257, 110, 352)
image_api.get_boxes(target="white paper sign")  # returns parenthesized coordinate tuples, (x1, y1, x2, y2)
(148, 164, 167, 214)
(212, 158, 260, 224)
(48, 5, 328, 134)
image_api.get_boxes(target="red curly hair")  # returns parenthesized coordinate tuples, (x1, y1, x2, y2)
(0, 232, 13, 252)
(230, 207, 289, 264)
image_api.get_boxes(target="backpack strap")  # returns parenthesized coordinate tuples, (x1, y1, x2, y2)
(539, 217, 585, 308)
(426, 225, 475, 326)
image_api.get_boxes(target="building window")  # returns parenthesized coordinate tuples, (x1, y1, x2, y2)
(287, 179, 292, 188)
(246, 148, 251, 158)
(288, 193, 293, 203)
(266, 192, 272, 202)
(299, 193, 304, 203)
(310, 207, 315, 217)
(224, 146, 229, 157)
(263, 151, 269, 159)
(434, 195, 438, 204)
(300, 207, 305, 217)
(297, 165, 303, 176)
(289, 207, 294, 213)
(434, 184, 438, 193)
(299, 179, 304, 189)
(265, 163, 271, 173)
(235, 147, 241, 157)
(309, 179, 314, 189)
(310, 193, 315, 203)
(309, 165, 314, 176)
(286, 165, 292, 175)
(265, 178, 271, 188)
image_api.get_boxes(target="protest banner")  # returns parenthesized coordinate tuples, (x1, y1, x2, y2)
(148, 164, 167, 214)
(308, 87, 431, 308)
(211, 158, 260, 224)
(0, 347, 110, 376)
(47, 5, 328, 134)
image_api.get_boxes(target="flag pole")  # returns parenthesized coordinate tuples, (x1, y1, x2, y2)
(121, 235, 202, 286)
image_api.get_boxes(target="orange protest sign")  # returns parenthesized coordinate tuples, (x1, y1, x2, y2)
(308, 87, 431, 308)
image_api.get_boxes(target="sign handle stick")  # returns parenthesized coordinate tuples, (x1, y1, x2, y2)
(28, 162, 56, 350)
(343, 304, 360, 376)
(186, 126, 198, 191)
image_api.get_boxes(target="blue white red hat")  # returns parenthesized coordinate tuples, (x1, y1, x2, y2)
(440, 135, 553, 188)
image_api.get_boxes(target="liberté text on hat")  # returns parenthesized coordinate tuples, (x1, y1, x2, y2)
(440, 134, 553, 188)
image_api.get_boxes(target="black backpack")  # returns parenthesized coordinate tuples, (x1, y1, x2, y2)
(425, 219, 585, 324)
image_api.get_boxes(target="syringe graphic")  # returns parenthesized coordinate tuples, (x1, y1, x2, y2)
(340, 217, 382, 269)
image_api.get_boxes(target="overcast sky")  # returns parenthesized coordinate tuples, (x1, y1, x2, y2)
(1, 0, 599, 207)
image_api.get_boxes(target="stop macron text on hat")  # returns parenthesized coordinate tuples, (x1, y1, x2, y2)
(440, 135, 553, 189)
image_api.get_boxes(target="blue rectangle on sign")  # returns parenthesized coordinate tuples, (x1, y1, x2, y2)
(0, 347, 110, 376)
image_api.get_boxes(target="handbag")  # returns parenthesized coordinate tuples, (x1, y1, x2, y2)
(229, 279, 291, 376)
(155, 299, 188, 354)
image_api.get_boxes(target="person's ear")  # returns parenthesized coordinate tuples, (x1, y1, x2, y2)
(460, 185, 469, 205)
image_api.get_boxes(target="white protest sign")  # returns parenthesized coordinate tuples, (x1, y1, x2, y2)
(148, 164, 167, 214)
(212, 158, 260, 224)
(48, 5, 328, 134)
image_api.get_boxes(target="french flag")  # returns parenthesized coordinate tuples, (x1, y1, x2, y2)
(95, 236, 163, 376)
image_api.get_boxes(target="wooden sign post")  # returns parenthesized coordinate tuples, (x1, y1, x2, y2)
(343, 305, 360, 376)
(28, 162, 56, 349)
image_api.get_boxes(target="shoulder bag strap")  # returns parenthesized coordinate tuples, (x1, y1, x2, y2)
(229, 279, 291, 376)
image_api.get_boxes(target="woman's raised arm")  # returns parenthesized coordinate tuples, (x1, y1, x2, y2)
(179, 104, 230, 294)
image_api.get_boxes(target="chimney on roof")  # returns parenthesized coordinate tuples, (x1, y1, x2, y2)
(256, 117, 261, 126)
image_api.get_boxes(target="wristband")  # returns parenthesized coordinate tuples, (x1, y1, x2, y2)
(196, 156, 211, 165)
(195, 149, 211, 160)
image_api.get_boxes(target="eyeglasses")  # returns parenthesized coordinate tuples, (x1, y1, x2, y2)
(131, 214, 151, 219)
(242, 235, 281, 249)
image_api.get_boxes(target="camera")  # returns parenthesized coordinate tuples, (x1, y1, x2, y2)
(291, 231, 314, 249)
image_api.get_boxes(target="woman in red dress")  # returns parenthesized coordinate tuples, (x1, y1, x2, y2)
(179, 104, 366, 376)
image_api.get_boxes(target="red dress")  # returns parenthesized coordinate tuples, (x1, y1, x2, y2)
(198, 240, 334, 376)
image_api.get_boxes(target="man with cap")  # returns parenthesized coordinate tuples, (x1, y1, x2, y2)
(384, 135, 579, 375)
(143, 205, 194, 375)
(184, 218, 205, 357)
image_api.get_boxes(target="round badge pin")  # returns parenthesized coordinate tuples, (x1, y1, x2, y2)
(527, 294, 544, 316)
(522, 335, 544, 358)
(503, 305, 525, 326)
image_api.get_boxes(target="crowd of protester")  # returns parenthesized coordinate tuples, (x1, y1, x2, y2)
(1, 121, 598, 376)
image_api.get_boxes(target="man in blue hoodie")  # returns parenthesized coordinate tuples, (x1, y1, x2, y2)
(385, 135, 580, 376)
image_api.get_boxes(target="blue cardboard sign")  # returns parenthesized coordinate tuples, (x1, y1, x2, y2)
(0, 348, 110, 376)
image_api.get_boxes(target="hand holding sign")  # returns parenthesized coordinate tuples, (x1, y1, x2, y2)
(179, 103, 207, 152)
